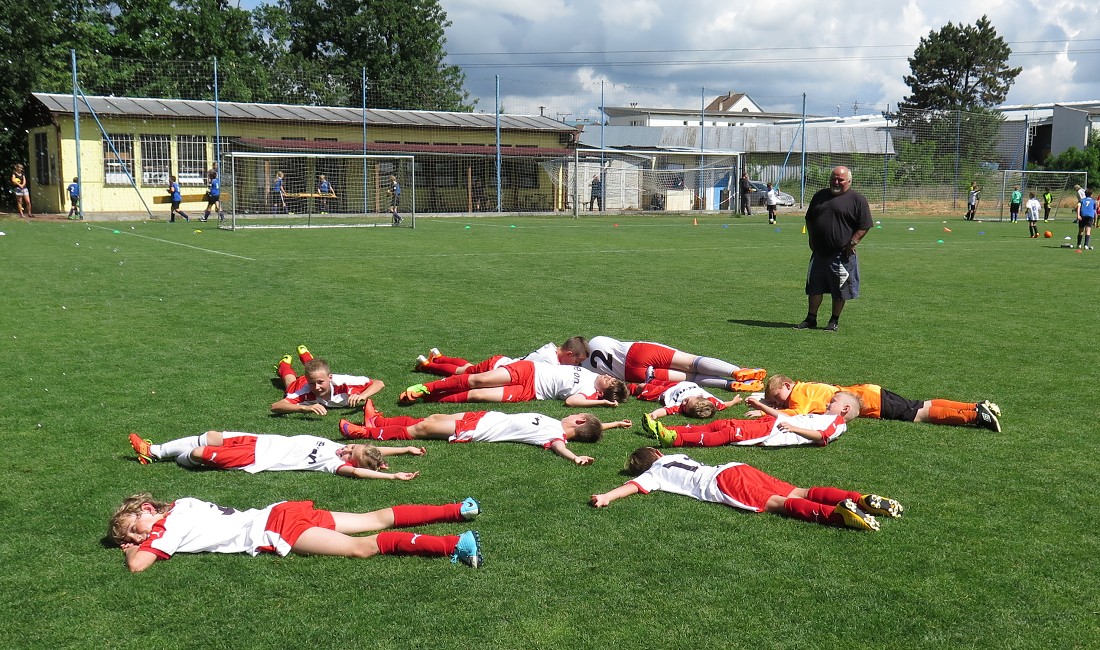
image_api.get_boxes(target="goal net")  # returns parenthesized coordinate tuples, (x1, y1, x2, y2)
(538, 149, 744, 213)
(990, 170, 1087, 222)
(220, 152, 416, 230)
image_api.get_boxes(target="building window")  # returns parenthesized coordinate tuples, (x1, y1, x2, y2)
(140, 134, 170, 187)
(34, 132, 50, 185)
(103, 134, 134, 185)
(177, 135, 208, 186)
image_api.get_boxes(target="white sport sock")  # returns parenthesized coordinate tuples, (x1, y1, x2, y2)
(691, 357, 739, 377)
(151, 432, 208, 459)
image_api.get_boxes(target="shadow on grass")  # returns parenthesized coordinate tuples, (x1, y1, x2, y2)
(727, 318, 795, 329)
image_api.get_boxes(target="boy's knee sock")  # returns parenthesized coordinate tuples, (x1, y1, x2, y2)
(277, 359, 295, 379)
(426, 374, 470, 394)
(927, 399, 976, 426)
(673, 425, 734, 447)
(152, 433, 207, 459)
(782, 497, 834, 524)
(375, 415, 422, 427)
(370, 425, 413, 441)
(436, 391, 473, 403)
(1086, 234, 1092, 246)
(376, 531, 457, 557)
(298, 348, 314, 363)
(175, 452, 202, 468)
(422, 360, 459, 376)
(690, 356, 738, 377)
(391, 503, 463, 527)
(806, 486, 861, 505)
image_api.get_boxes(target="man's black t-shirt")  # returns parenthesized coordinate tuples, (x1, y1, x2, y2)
(805, 188, 873, 254)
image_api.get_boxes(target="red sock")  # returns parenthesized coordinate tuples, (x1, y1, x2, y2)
(298, 349, 314, 363)
(376, 531, 457, 557)
(370, 425, 414, 440)
(806, 486, 861, 505)
(391, 503, 462, 527)
(278, 362, 295, 379)
(423, 360, 460, 376)
(783, 497, 835, 524)
(426, 374, 471, 393)
(927, 399, 976, 425)
(375, 415, 423, 427)
(436, 391, 474, 403)
(672, 423, 735, 447)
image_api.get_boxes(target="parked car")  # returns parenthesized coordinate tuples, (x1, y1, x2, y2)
(747, 181, 795, 207)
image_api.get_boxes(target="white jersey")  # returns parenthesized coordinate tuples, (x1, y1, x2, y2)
(765, 188, 779, 206)
(738, 413, 848, 447)
(533, 362, 599, 400)
(630, 454, 757, 511)
(453, 411, 566, 448)
(521, 342, 560, 365)
(1025, 198, 1041, 220)
(140, 498, 290, 558)
(659, 381, 716, 408)
(285, 372, 372, 407)
(585, 336, 632, 379)
(223, 433, 351, 474)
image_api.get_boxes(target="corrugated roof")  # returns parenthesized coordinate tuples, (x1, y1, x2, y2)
(32, 92, 576, 133)
(579, 125, 893, 155)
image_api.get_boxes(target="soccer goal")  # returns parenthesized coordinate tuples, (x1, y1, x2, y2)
(219, 152, 416, 230)
(993, 170, 1087, 222)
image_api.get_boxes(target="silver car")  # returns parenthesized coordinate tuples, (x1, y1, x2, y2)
(748, 181, 795, 207)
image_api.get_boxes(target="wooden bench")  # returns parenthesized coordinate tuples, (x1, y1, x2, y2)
(153, 193, 231, 204)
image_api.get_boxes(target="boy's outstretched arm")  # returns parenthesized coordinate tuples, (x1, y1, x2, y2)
(337, 466, 420, 480)
(549, 439, 594, 465)
(347, 381, 385, 406)
(745, 396, 784, 418)
(378, 445, 426, 457)
(590, 483, 640, 507)
(271, 398, 328, 416)
(600, 419, 632, 430)
(564, 395, 618, 408)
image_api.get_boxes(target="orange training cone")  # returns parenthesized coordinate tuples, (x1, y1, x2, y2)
(693, 218, 698, 226)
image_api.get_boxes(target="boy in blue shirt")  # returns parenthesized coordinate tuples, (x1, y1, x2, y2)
(1077, 188, 1096, 250)
(66, 177, 80, 219)
(202, 170, 224, 222)
(167, 176, 190, 223)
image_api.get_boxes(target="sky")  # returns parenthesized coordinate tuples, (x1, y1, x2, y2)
(242, 0, 1100, 120)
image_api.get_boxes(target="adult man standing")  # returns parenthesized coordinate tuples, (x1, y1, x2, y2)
(739, 171, 753, 215)
(795, 165, 872, 332)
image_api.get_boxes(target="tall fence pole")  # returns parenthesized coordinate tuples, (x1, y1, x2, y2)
(71, 50, 82, 219)
(495, 75, 501, 213)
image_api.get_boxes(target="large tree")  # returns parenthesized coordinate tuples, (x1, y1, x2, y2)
(900, 15, 1021, 112)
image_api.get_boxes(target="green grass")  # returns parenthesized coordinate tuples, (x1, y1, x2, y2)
(1, 213, 1097, 649)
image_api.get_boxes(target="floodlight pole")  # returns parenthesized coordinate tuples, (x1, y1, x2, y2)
(71, 50, 82, 219)
(495, 75, 502, 213)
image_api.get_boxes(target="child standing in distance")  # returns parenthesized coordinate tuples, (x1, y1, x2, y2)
(66, 177, 80, 219)
(590, 447, 903, 532)
(1042, 189, 1053, 221)
(128, 430, 423, 480)
(1077, 187, 1096, 250)
(339, 410, 631, 466)
(11, 163, 33, 218)
(1009, 185, 1023, 223)
(966, 182, 980, 220)
(202, 169, 223, 222)
(272, 345, 384, 416)
(273, 170, 288, 213)
(166, 175, 190, 222)
(642, 391, 860, 448)
(317, 174, 336, 213)
(107, 493, 483, 572)
(415, 337, 589, 377)
(1025, 192, 1041, 237)
(389, 174, 402, 224)
(765, 182, 779, 224)
(759, 374, 1001, 432)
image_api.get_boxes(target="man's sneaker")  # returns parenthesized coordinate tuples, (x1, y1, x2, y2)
(975, 401, 1002, 432)
(460, 497, 481, 520)
(452, 530, 483, 568)
(399, 384, 430, 405)
(979, 400, 1001, 418)
(274, 354, 293, 374)
(794, 319, 817, 330)
(733, 368, 767, 382)
(823, 320, 839, 332)
(859, 494, 904, 518)
(833, 499, 880, 531)
(129, 433, 154, 465)
(642, 414, 677, 447)
(338, 419, 367, 438)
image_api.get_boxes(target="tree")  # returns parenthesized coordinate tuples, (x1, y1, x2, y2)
(900, 15, 1021, 112)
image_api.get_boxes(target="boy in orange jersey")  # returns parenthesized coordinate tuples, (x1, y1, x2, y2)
(756, 374, 1001, 432)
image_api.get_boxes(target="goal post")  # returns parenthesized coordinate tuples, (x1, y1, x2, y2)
(219, 152, 416, 230)
(995, 169, 1086, 222)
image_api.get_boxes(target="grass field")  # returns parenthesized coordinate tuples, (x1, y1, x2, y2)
(1, 211, 1097, 649)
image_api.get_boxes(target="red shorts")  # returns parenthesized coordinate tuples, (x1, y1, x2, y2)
(286, 375, 308, 393)
(468, 355, 508, 374)
(500, 360, 537, 402)
(199, 435, 259, 469)
(259, 500, 335, 554)
(716, 464, 795, 512)
(452, 411, 490, 438)
(623, 342, 676, 382)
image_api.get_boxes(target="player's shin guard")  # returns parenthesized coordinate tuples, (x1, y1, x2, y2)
(374, 415, 423, 427)
(673, 425, 733, 447)
(376, 531, 458, 557)
(782, 497, 833, 524)
(426, 374, 472, 394)
(927, 400, 977, 426)
(372, 426, 414, 440)
(391, 503, 463, 527)
(691, 356, 739, 377)
(806, 486, 861, 505)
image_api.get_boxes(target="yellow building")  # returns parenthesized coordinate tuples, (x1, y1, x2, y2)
(27, 93, 578, 217)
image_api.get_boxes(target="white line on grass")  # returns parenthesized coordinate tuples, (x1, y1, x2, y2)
(92, 225, 256, 260)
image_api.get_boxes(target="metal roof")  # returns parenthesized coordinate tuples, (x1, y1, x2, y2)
(579, 125, 893, 155)
(31, 92, 575, 133)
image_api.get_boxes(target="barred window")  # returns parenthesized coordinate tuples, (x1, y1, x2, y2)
(34, 132, 50, 185)
(103, 134, 134, 185)
(140, 135, 171, 187)
(177, 135, 207, 186)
